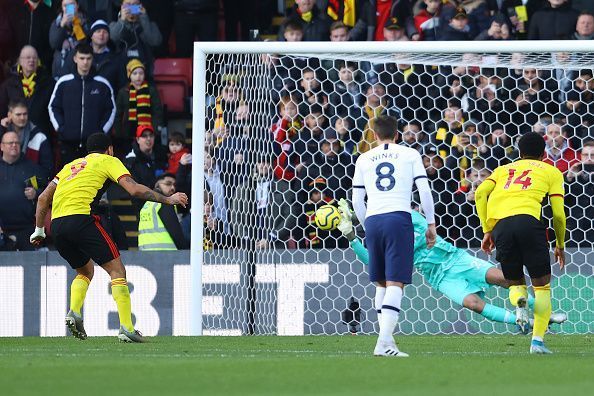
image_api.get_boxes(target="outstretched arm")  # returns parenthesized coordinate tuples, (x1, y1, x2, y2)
(30, 181, 57, 245)
(415, 177, 436, 249)
(118, 176, 188, 207)
(337, 198, 369, 265)
(35, 182, 56, 228)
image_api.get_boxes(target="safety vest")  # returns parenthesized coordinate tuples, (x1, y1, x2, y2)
(138, 202, 177, 251)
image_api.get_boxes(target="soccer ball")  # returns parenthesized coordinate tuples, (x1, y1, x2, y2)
(315, 205, 341, 231)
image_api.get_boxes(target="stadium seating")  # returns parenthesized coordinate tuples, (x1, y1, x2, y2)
(153, 58, 193, 114)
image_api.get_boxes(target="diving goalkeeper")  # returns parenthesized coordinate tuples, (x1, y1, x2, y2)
(336, 199, 566, 331)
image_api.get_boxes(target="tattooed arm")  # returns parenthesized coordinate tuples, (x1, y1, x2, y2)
(35, 181, 57, 227)
(119, 176, 188, 207)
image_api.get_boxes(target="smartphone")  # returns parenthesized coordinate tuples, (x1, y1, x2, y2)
(127, 4, 141, 15)
(65, 3, 75, 17)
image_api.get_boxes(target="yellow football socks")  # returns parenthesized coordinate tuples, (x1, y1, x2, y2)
(111, 278, 134, 332)
(70, 274, 90, 315)
(532, 284, 552, 340)
(509, 285, 528, 306)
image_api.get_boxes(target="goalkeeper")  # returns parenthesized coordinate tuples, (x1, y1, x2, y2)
(336, 199, 566, 330)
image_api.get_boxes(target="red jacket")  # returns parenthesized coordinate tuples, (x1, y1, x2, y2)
(543, 146, 580, 173)
(166, 147, 190, 175)
(271, 117, 301, 181)
(414, 9, 436, 40)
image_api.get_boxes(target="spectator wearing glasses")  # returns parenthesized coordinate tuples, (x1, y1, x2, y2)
(124, 124, 168, 212)
(0, 131, 47, 251)
(138, 173, 188, 250)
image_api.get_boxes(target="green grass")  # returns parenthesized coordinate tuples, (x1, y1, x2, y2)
(1, 335, 593, 395)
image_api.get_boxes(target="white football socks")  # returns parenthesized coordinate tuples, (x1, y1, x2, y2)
(375, 286, 386, 324)
(378, 286, 403, 345)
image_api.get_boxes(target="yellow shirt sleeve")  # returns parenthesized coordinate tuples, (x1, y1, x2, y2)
(106, 157, 132, 183)
(548, 167, 565, 197)
(54, 163, 71, 183)
(475, 168, 498, 233)
(548, 167, 566, 248)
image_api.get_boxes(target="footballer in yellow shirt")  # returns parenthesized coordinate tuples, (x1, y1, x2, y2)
(29, 133, 188, 343)
(475, 132, 566, 354)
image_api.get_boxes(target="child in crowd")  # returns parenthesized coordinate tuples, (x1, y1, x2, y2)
(114, 58, 164, 157)
(166, 131, 190, 174)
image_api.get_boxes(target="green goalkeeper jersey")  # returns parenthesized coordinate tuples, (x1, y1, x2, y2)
(351, 211, 461, 287)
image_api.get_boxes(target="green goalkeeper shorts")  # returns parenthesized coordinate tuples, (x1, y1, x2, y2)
(434, 253, 494, 306)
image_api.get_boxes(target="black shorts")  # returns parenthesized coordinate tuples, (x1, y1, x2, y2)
(491, 214, 551, 280)
(51, 214, 120, 269)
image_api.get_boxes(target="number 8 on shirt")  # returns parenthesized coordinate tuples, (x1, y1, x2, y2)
(351, 115, 436, 357)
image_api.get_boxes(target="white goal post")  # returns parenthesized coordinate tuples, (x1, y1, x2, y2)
(190, 41, 594, 336)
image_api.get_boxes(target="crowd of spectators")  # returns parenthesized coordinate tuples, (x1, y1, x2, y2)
(1, 0, 594, 251)
(204, 50, 594, 250)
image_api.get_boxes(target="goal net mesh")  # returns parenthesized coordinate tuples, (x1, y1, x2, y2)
(200, 51, 593, 335)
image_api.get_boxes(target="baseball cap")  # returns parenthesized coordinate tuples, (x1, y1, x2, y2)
(443, 6, 467, 21)
(384, 17, 402, 30)
(136, 124, 155, 138)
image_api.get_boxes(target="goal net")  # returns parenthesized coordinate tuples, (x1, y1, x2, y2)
(192, 41, 594, 336)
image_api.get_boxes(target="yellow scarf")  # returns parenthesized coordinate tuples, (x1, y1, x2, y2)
(72, 16, 86, 41)
(358, 105, 385, 154)
(18, 65, 36, 98)
(327, 0, 356, 27)
(301, 11, 313, 23)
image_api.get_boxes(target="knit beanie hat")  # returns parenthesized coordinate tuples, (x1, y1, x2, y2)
(126, 58, 145, 79)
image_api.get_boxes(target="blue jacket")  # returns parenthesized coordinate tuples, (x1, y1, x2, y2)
(48, 72, 115, 144)
(0, 155, 47, 230)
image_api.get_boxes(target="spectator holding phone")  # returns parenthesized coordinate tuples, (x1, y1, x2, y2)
(110, 0, 162, 78)
(49, 0, 89, 79)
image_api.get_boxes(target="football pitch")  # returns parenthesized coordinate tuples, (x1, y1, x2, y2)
(1, 335, 592, 396)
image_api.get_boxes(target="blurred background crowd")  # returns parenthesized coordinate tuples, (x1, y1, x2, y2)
(0, 0, 593, 252)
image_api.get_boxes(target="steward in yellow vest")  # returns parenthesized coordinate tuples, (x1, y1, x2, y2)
(138, 173, 189, 250)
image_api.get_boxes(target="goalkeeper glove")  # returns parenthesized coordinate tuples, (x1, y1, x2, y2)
(30, 226, 46, 244)
(337, 198, 355, 241)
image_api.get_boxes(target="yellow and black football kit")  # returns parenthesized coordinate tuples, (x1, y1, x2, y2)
(51, 153, 130, 269)
(475, 159, 566, 279)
